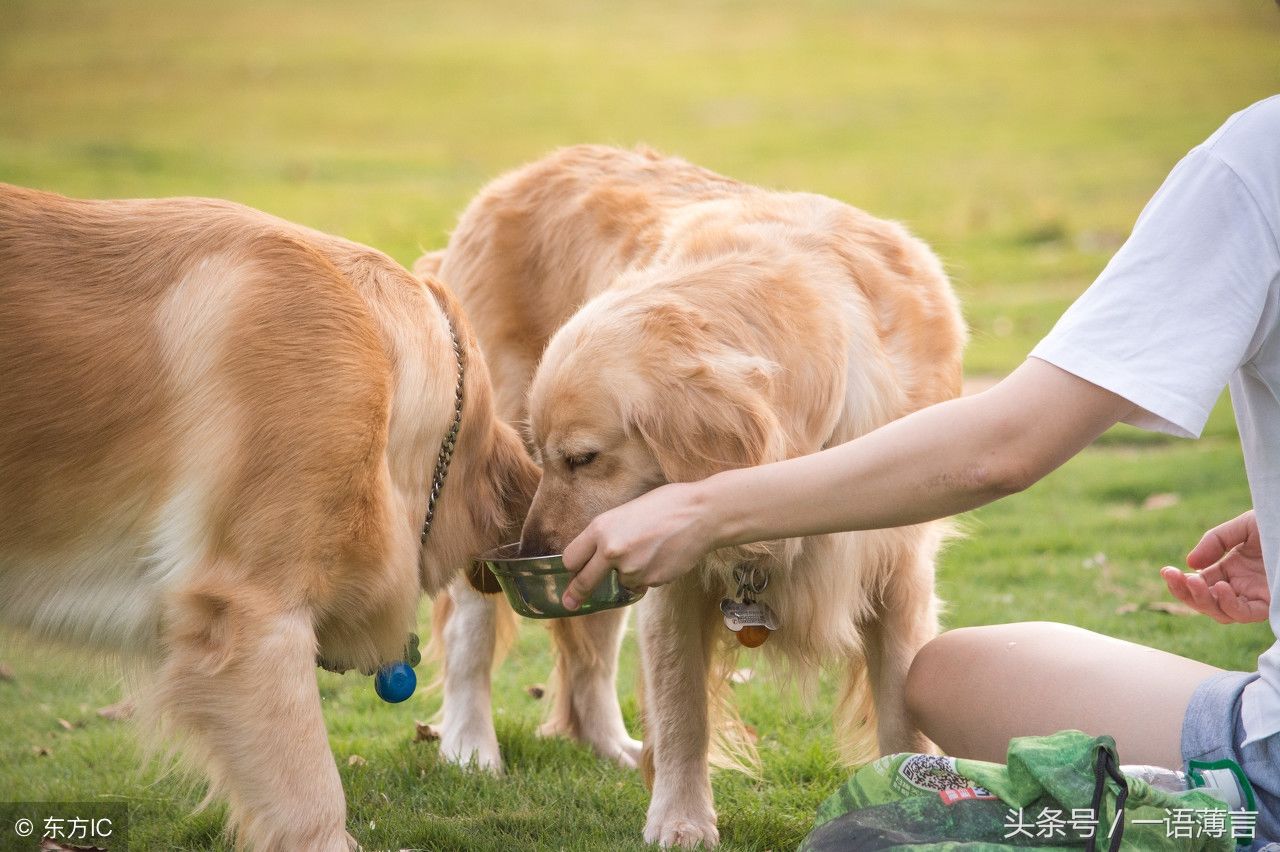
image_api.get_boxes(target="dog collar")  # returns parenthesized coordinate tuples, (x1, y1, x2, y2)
(721, 563, 779, 648)
(420, 309, 465, 543)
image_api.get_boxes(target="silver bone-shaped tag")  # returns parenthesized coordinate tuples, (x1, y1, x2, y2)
(720, 598, 780, 632)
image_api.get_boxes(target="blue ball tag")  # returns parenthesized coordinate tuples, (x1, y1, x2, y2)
(374, 661, 417, 703)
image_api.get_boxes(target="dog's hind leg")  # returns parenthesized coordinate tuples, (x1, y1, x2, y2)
(434, 576, 506, 772)
(542, 607, 642, 769)
(858, 530, 942, 758)
(152, 589, 354, 852)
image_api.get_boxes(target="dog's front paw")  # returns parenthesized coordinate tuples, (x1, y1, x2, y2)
(590, 733, 643, 769)
(538, 721, 643, 770)
(439, 724, 503, 774)
(643, 813, 719, 849)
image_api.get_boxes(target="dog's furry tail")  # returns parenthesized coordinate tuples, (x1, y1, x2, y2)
(706, 644, 762, 778)
(834, 648, 880, 765)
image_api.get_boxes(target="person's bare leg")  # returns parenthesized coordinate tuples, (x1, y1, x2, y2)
(905, 621, 1221, 767)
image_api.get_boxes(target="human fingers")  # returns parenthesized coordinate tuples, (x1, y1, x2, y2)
(1164, 566, 1231, 622)
(1187, 512, 1254, 570)
(562, 523, 598, 574)
(1162, 566, 1196, 607)
(1210, 580, 1270, 624)
(1194, 560, 1225, 588)
(562, 547, 612, 612)
(616, 570, 649, 594)
(1182, 571, 1232, 623)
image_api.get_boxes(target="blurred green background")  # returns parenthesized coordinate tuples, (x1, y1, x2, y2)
(2, 1, 1278, 849)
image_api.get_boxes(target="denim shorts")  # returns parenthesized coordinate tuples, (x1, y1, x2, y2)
(1183, 670, 1280, 850)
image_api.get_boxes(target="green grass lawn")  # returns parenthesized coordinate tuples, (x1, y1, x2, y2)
(2, 1, 1278, 849)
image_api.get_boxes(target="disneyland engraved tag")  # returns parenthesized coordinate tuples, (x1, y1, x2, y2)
(720, 598, 779, 632)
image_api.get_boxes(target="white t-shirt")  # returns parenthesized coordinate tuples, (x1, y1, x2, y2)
(1030, 95, 1280, 747)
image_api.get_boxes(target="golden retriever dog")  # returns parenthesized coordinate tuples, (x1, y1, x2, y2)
(0, 184, 539, 851)
(419, 145, 964, 847)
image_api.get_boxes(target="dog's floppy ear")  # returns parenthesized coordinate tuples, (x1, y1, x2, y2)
(467, 419, 540, 594)
(625, 304, 789, 483)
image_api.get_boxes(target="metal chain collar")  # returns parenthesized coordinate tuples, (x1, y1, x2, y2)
(420, 312, 465, 544)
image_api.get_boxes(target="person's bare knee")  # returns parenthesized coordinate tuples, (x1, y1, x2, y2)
(906, 626, 990, 732)
(908, 622, 1078, 698)
(907, 622, 1078, 756)
(908, 622, 1208, 764)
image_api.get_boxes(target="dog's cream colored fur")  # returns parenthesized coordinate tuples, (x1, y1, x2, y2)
(422, 145, 965, 847)
(0, 184, 539, 850)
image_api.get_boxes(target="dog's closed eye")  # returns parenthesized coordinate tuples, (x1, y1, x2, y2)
(565, 451, 598, 470)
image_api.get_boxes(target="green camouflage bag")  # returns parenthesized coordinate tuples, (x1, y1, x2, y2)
(801, 731, 1248, 851)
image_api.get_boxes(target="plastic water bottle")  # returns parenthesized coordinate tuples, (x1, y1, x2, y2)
(1121, 763, 1252, 811)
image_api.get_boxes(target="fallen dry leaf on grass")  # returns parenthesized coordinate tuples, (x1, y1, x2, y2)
(1105, 503, 1136, 520)
(1142, 493, 1180, 511)
(525, 683, 545, 699)
(1146, 601, 1198, 616)
(347, 754, 367, 767)
(96, 699, 134, 722)
(1116, 601, 1199, 617)
(0, 662, 15, 682)
(32, 745, 51, 757)
(56, 718, 76, 732)
(413, 721, 441, 742)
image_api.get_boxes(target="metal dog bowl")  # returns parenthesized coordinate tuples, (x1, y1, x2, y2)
(479, 543, 646, 619)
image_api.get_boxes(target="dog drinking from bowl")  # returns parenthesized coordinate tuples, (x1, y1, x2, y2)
(0, 184, 539, 851)
(419, 145, 965, 847)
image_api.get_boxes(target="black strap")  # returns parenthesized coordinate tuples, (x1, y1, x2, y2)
(1086, 745, 1129, 852)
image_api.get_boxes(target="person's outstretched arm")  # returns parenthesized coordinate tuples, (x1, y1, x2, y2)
(561, 357, 1134, 608)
